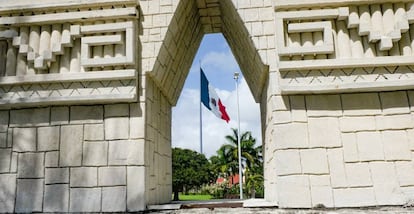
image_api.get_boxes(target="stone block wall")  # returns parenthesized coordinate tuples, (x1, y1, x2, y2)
(265, 91, 414, 208)
(0, 103, 151, 212)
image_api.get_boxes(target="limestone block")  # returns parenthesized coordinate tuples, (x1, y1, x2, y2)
(15, 179, 44, 213)
(341, 133, 358, 162)
(0, 174, 16, 213)
(108, 140, 145, 165)
(306, 95, 342, 117)
(6, 129, 12, 148)
(60, 125, 83, 167)
(84, 124, 104, 141)
(83, 141, 108, 166)
(127, 166, 146, 211)
(98, 166, 126, 186)
(70, 167, 97, 187)
(369, 162, 404, 205)
(300, 148, 329, 174)
(10, 152, 17, 173)
(408, 91, 414, 111)
(10, 108, 50, 127)
(333, 188, 376, 207)
(382, 130, 411, 161)
(45, 151, 58, 167)
(105, 117, 129, 140)
(18, 152, 44, 178)
(51, 106, 69, 125)
(0, 111, 8, 132)
(37, 126, 59, 151)
(45, 168, 69, 184)
(289, 95, 307, 122)
(70, 106, 103, 124)
(0, 149, 11, 173)
(102, 186, 127, 212)
(0, 133, 6, 148)
(277, 175, 311, 208)
(130, 103, 145, 139)
(273, 111, 291, 124)
(339, 116, 376, 132)
(309, 175, 334, 207)
(273, 123, 308, 149)
(356, 131, 384, 161)
(380, 91, 410, 115)
(407, 129, 414, 150)
(395, 161, 414, 186)
(342, 93, 381, 116)
(43, 184, 69, 212)
(376, 114, 413, 130)
(327, 148, 347, 188)
(271, 95, 290, 111)
(345, 163, 372, 187)
(105, 104, 129, 117)
(308, 118, 341, 148)
(274, 149, 301, 175)
(13, 128, 36, 152)
(69, 188, 101, 212)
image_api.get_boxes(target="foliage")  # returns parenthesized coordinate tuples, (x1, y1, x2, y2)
(174, 194, 212, 201)
(172, 148, 212, 201)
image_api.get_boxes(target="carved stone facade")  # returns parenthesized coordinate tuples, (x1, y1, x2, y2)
(0, 0, 414, 212)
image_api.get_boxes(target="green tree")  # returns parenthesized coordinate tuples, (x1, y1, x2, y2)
(172, 148, 211, 201)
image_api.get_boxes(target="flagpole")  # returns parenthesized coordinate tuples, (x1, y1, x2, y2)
(199, 66, 203, 154)
(234, 71, 243, 200)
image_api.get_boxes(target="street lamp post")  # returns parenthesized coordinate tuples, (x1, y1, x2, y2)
(234, 72, 243, 200)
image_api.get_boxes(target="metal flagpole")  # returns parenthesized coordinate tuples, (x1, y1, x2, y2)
(234, 72, 243, 199)
(199, 66, 203, 154)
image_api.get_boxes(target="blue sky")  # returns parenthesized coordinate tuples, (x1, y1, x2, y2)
(171, 33, 262, 158)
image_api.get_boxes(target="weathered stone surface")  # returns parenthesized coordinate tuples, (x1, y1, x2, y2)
(10, 108, 50, 127)
(84, 124, 104, 141)
(130, 103, 145, 139)
(10, 152, 17, 173)
(70, 167, 97, 187)
(45, 168, 69, 184)
(306, 95, 342, 117)
(105, 117, 129, 140)
(308, 118, 341, 148)
(102, 186, 126, 212)
(376, 114, 413, 130)
(345, 163, 372, 187)
(108, 140, 145, 165)
(0, 132, 6, 148)
(333, 187, 376, 207)
(289, 95, 307, 122)
(273, 123, 308, 149)
(0, 111, 8, 132)
(327, 148, 347, 188)
(51, 106, 69, 125)
(382, 130, 411, 161)
(69, 188, 101, 212)
(60, 125, 83, 166)
(356, 131, 384, 161)
(273, 111, 291, 124)
(274, 149, 301, 175)
(127, 166, 145, 211)
(277, 175, 311, 208)
(380, 91, 410, 115)
(83, 141, 108, 166)
(37, 126, 60, 151)
(300, 149, 329, 174)
(98, 166, 126, 186)
(369, 162, 404, 205)
(342, 93, 381, 116)
(271, 95, 290, 111)
(70, 106, 103, 124)
(0, 149, 11, 173)
(15, 179, 44, 213)
(18, 152, 44, 178)
(339, 116, 376, 132)
(395, 161, 414, 186)
(309, 175, 333, 207)
(43, 184, 69, 212)
(105, 104, 129, 117)
(0, 174, 16, 213)
(13, 128, 36, 152)
(45, 151, 58, 167)
(6, 129, 12, 148)
(341, 133, 358, 162)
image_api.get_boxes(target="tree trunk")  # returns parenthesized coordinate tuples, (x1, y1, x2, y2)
(173, 190, 179, 201)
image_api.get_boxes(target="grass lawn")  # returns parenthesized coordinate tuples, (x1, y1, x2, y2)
(174, 194, 212, 201)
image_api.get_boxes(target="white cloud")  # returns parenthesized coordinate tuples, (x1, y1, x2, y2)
(201, 50, 238, 75)
(172, 78, 262, 158)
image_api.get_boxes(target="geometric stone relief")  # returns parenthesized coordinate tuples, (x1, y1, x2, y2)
(276, 3, 414, 94)
(0, 2, 139, 108)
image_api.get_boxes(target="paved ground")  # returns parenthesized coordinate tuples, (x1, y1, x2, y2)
(146, 199, 414, 213)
